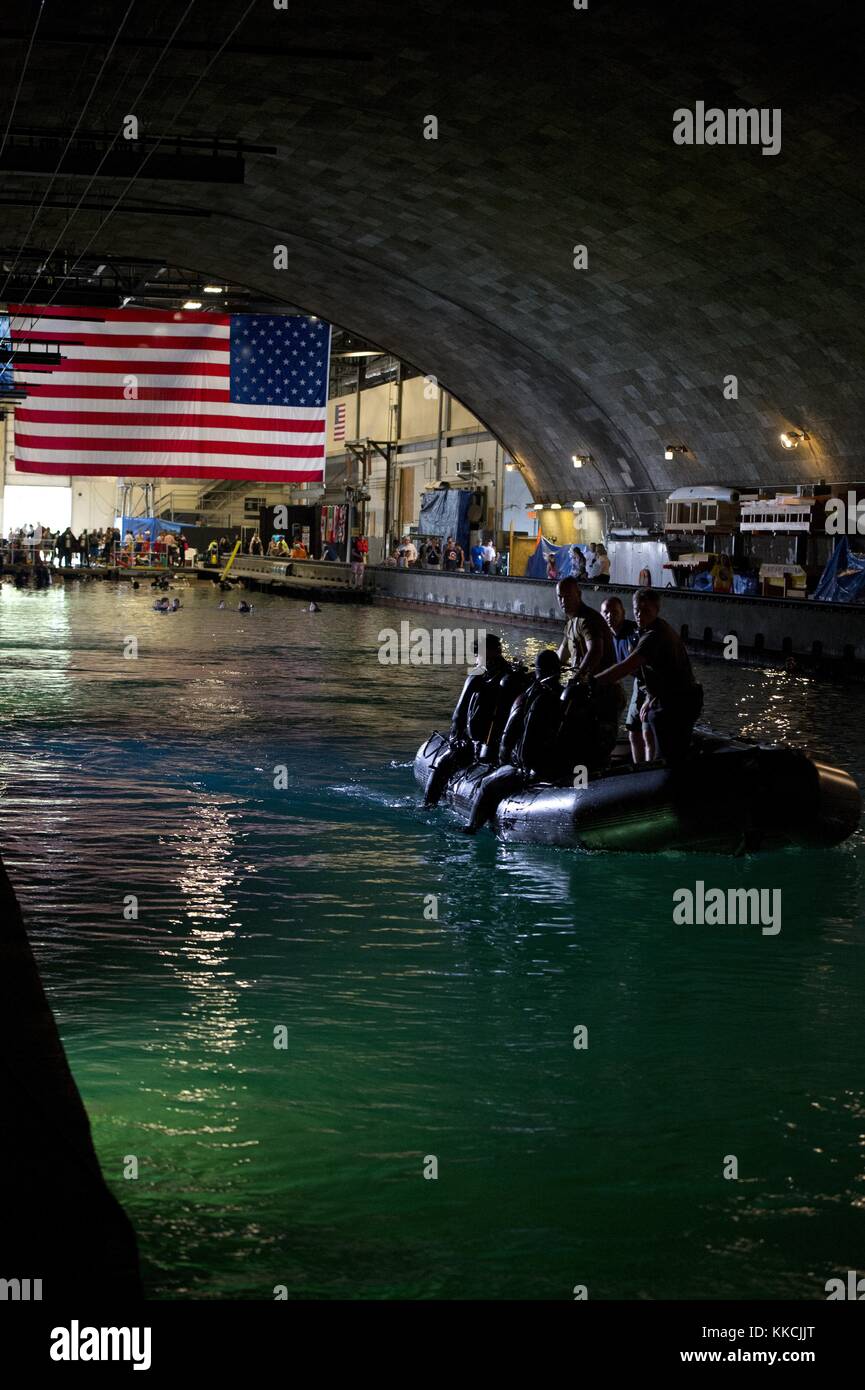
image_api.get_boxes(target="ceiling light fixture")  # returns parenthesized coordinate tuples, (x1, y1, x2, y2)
(550, 502, 562, 510)
(780, 429, 809, 449)
(182, 299, 202, 310)
(202, 285, 224, 294)
(664, 443, 689, 460)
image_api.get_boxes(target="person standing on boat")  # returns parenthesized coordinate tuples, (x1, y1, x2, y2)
(591, 589, 702, 764)
(556, 577, 616, 677)
(601, 595, 654, 764)
(556, 576, 623, 770)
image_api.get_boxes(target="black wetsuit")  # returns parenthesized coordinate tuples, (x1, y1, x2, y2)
(464, 674, 564, 832)
(423, 659, 521, 806)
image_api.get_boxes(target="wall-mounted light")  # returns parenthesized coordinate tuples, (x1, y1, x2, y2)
(505, 463, 515, 472)
(182, 300, 202, 310)
(664, 444, 689, 461)
(780, 430, 809, 449)
(550, 502, 562, 510)
(572, 501, 587, 510)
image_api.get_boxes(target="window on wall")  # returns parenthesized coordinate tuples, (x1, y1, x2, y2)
(3, 484, 72, 533)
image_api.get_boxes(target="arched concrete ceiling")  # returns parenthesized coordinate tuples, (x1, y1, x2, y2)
(1, 0, 863, 520)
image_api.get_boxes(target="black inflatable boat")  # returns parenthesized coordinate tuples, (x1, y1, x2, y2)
(414, 730, 861, 853)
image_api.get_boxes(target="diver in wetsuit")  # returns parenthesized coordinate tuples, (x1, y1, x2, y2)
(423, 635, 522, 807)
(461, 649, 564, 834)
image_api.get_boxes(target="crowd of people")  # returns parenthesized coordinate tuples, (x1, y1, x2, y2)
(546, 542, 610, 583)
(424, 580, 703, 833)
(387, 534, 506, 574)
(2, 524, 190, 568)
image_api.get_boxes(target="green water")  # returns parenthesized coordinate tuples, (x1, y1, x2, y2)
(0, 579, 863, 1300)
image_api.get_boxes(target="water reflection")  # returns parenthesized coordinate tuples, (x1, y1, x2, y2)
(1, 582, 863, 1299)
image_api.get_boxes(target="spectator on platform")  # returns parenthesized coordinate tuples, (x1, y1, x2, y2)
(482, 540, 497, 575)
(547, 554, 558, 582)
(442, 536, 464, 571)
(290, 538, 309, 559)
(350, 536, 365, 587)
(57, 528, 77, 568)
(249, 532, 263, 556)
(587, 542, 611, 584)
(571, 547, 588, 582)
(711, 552, 734, 594)
(398, 536, 417, 568)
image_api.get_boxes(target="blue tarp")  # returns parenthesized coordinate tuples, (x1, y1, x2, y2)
(525, 535, 590, 580)
(417, 489, 472, 554)
(121, 515, 184, 542)
(691, 570, 714, 591)
(813, 537, 865, 603)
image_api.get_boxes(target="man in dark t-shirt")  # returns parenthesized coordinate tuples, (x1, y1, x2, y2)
(556, 577, 616, 676)
(592, 589, 702, 763)
(556, 577, 623, 770)
(601, 595, 647, 763)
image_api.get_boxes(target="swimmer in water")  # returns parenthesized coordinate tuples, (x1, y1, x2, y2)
(307, 601, 320, 613)
(153, 597, 169, 611)
(238, 600, 253, 613)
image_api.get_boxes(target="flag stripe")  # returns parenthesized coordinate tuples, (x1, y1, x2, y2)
(11, 460, 325, 480)
(17, 407, 324, 432)
(14, 432, 324, 457)
(21, 383, 232, 402)
(9, 304, 231, 326)
(14, 330, 231, 351)
(20, 357, 231, 375)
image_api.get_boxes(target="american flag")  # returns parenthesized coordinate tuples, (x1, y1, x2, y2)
(7, 306, 331, 482)
(333, 401, 346, 441)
